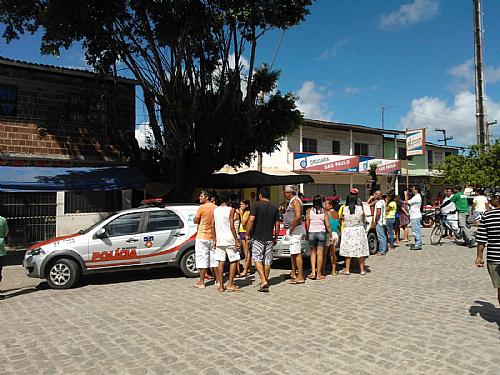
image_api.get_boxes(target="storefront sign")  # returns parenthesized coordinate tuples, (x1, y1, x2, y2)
(359, 158, 401, 175)
(293, 153, 359, 173)
(406, 128, 426, 156)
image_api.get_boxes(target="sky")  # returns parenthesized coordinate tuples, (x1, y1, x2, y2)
(1, 0, 500, 148)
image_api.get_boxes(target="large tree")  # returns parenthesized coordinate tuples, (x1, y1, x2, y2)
(433, 141, 500, 188)
(1, 0, 312, 200)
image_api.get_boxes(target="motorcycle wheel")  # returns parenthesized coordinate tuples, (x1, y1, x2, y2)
(422, 217, 434, 228)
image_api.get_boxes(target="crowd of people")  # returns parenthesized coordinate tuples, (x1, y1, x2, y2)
(192, 184, 431, 292)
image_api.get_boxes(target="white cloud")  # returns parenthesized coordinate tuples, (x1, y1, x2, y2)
(379, 0, 439, 30)
(400, 91, 500, 146)
(296, 81, 334, 121)
(316, 39, 348, 61)
(135, 123, 155, 149)
(448, 59, 500, 92)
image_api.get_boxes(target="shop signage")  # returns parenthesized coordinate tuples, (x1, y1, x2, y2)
(406, 128, 426, 156)
(293, 153, 359, 173)
(358, 158, 401, 175)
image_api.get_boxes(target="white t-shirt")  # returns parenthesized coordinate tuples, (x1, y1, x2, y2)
(375, 199, 386, 225)
(408, 194, 422, 220)
(214, 206, 235, 246)
(473, 195, 488, 213)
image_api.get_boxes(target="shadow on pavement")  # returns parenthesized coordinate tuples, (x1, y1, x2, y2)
(1, 284, 48, 299)
(469, 300, 500, 330)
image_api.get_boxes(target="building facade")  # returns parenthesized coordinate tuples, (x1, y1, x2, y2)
(0, 57, 142, 248)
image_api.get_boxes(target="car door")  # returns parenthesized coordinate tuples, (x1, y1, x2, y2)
(86, 212, 144, 269)
(138, 209, 187, 265)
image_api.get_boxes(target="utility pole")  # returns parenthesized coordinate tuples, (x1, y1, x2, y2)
(435, 128, 453, 146)
(379, 105, 391, 129)
(473, 0, 488, 146)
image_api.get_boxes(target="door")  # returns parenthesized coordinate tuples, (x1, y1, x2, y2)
(138, 209, 187, 265)
(87, 212, 143, 269)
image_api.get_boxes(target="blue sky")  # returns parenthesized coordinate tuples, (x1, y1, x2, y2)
(1, 0, 499, 147)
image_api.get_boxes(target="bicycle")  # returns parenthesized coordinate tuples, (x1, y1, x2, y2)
(430, 208, 476, 246)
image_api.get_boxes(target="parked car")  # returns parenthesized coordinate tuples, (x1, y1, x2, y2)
(23, 199, 201, 289)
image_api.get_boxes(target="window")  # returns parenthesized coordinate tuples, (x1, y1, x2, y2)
(332, 140, 340, 155)
(104, 212, 142, 237)
(145, 210, 184, 232)
(302, 137, 318, 153)
(398, 147, 407, 160)
(0, 85, 17, 117)
(354, 143, 369, 156)
(65, 191, 122, 214)
(427, 150, 434, 168)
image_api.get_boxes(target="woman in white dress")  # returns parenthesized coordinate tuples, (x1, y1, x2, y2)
(339, 193, 369, 275)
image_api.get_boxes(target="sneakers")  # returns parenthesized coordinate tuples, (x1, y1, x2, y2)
(410, 246, 422, 251)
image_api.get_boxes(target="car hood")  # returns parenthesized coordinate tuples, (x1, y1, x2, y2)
(29, 233, 81, 250)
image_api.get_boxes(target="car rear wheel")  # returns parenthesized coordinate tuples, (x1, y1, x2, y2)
(46, 258, 80, 289)
(180, 248, 199, 278)
(367, 231, 378, 255)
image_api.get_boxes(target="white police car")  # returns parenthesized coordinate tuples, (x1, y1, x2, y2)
(23, 199, 200, 289)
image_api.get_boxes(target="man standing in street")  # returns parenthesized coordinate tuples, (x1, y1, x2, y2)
(0, 213, 8, 300)
(245, 186, 280, 292)
(445, 185, 475, 247)
(194, 190, 218, 288)
(405, 185, 423, 250)
(475, 189, 500, 305)
(473, 188, 489, 216)
(213, 191, 241, 292)
(283, 185, 306, 284)
(371, 190, 387, 256)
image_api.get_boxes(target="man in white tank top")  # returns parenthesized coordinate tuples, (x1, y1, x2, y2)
(212, 191, 241, 292)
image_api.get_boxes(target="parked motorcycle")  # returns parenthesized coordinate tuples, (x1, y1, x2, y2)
(421, 209, 435, 228)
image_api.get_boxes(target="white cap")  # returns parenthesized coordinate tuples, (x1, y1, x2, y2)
(284, 185, 296, 193)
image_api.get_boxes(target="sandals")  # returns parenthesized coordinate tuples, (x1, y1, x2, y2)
(316, 275, 326, 281)
(339, 270, 350, 276)
(289, 279, 305, 285)
(258, 284, 269, 292)
(307, 273, 316, 280)
(226, 286, 242, 292)
(360, 271, 367, 276)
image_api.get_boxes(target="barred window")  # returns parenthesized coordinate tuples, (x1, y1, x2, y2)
(0, 85, 17, 117)
(65, 191, 122, 214)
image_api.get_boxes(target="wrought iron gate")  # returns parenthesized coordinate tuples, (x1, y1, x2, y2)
(0, 192, 57, 247)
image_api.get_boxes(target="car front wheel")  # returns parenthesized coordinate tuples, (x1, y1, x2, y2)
(367, 231, 378, 255)
(179, 248, 199, 278)
(46, 258, 80, 289)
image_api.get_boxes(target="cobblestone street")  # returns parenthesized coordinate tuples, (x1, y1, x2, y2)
(1, 229, 499, 375)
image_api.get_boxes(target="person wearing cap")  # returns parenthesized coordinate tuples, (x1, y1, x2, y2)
(475, 189, 500, 305)
(283, 185, 306, 284)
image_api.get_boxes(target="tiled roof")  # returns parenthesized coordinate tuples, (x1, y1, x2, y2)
(0, 56, 137, 84)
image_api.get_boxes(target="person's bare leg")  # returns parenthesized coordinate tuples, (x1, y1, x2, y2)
(403, 226, 409, 241)
(308, 248, 317, 278)
(316, 247, 325, 279)
(196, 268, 206, 287)
(344, 257, 351, 273)
(265, 265, 271, 281)
(290, 256, 297, 278)
(330, 245, 337, 275)
(359, 257, 366, 274)
(295, 254, 305, 281)
(217, 263, 225, 292)
(255, 261, 268, 287)
(241, 240, 251, 276)
(227, 261, 238, 289)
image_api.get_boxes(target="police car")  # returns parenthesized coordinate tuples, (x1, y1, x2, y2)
(23, 199, 200, 289)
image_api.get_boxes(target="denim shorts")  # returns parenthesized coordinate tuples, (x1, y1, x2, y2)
(308, 232, 326, 248)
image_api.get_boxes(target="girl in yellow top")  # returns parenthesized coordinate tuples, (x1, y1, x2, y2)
(238, 200, 251, 277)
(385, 192, 397, 250)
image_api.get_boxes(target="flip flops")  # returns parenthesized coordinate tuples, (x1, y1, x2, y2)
(289, 279, 305, 285)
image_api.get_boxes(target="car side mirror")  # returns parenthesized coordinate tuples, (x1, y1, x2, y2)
(95, 228, 108, 239)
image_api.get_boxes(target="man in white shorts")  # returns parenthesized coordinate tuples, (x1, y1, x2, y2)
(283, 185, 306, 284)
(194, 190, 218, 288)
(212, 191, 241, 292)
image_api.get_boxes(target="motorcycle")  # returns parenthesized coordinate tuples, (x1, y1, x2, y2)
(421, 209, 435, 228)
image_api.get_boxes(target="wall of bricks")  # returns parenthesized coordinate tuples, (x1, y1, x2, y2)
(0, 61, 136, 161)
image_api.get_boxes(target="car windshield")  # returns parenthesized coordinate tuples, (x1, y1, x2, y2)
(78, 213, 115, 235)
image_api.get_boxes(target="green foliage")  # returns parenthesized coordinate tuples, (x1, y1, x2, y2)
(432, 140, 500, 188)
(1, 0, 314, 200)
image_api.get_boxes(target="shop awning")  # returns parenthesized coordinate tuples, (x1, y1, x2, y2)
(0, 166, 148, 192)
(203, 171, 314, 189)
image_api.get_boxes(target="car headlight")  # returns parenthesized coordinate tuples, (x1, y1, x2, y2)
(30, 248, 45, 256)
